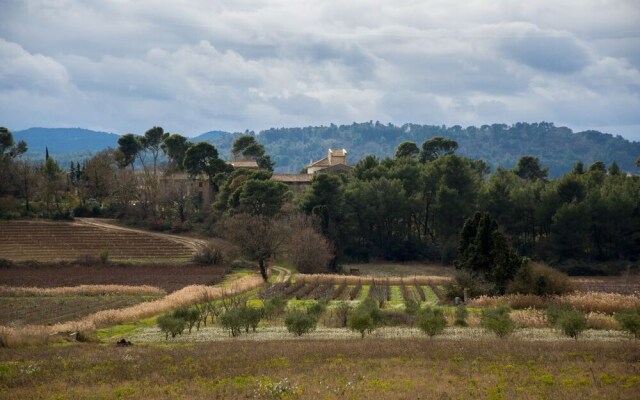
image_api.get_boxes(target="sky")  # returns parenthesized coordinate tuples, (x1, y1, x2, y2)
(1, 0, 639, 141)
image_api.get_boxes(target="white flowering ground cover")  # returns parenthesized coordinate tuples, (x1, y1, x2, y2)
(129, 325, 629, 343)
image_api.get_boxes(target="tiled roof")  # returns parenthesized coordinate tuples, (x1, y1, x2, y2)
(229, 160, 259, 168)
(272, 174, 314, 183)
(306, 157, 331, 168)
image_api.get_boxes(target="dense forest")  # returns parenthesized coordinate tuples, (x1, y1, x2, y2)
(2, 126, 639, 278)
(13, 122, 640, 177)
(252, 122, 640, 176)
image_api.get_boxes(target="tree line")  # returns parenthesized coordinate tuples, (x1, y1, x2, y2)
(1, 126, 639, 277)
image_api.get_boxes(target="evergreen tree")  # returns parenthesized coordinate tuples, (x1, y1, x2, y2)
(455, 212, 522, 294)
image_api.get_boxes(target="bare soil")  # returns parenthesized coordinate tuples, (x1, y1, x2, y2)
(343, 262, 456, 277)
(0, 263, 230, 292)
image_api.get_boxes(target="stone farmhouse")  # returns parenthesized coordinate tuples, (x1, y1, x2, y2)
(272, 148, 354, 191)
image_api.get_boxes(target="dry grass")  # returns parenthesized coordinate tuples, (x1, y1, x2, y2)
(510, 309, 549, 328)
(1, 339, 638, 399)
(469, 292, 640, 314)
(560, 292, 640, 314)
(586, 312, 620, 330)
(0, 285, 165, 297)
(0, 274, 263, 346)
(296, 274, 451, 286)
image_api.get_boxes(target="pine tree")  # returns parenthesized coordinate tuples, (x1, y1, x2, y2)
(455, 212, 522, 294)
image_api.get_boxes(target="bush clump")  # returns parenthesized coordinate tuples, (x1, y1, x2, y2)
(616, 308, 640, 339)
(481, 306, 516, 338)
(220, 306, 263, 337)
(284, 310, 317, 336)
(416, 307, 447, 338)
(454, 305, 468, 327)
(192, 242, 225, 265)
(348, 299, 382, 338)
(508, 262, 573, 295)
(263, 295, 287, 320)
(157, 314, 186, 340)
(404, 298, 420, 316)
(444, 271, 491, 300)
(545, 304, 577, 326)
(556, 309, 588, 340)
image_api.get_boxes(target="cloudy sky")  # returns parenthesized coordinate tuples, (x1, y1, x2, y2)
(1, 1, 639, 140)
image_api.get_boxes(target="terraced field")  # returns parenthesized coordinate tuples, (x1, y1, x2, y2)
(0, 219, 196, 262)
(0, 264, 230, 292)
(0, 295, 162, 326)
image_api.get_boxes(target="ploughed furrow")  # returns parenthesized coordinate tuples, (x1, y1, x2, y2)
(0, 220, 195, 262)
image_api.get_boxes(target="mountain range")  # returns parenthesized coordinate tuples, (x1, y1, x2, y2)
(12, 122, 640, 177)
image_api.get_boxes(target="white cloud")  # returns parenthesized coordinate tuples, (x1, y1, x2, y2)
(0, 0, 639, 140)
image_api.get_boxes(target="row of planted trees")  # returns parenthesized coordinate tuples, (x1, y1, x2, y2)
(156, 292, 640, 341)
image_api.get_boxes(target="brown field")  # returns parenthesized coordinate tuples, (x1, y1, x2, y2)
(0, 295, 161, 326)
(295, 274, 451, 285)
(571, 276, 640, 294)
(1, 339, 638, 399)
(343, 262, 456, 277)
(0, 219, 195, 262)
(470, 292, 640, 314)
(0, 264, 230, 292)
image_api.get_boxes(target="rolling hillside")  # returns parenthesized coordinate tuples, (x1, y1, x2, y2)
(11, 122, 640, 177)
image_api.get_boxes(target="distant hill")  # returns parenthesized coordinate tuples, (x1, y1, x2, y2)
(256, 122, 640, 176)
(10, 123, 640, 177)
(14, 127, 120, 158)
(193, 130, 229, 142)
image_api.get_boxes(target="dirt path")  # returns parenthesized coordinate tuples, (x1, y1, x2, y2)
(76, 218, 208, 253)
(271, 265, 291, 283)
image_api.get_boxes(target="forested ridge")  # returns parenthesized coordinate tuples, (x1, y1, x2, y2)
(253, 121, 639, 176)
(13, 122, 640, 177)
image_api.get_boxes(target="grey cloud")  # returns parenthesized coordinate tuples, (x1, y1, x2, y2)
(1, 1, 639, 141)
(501, 28, 591, 74)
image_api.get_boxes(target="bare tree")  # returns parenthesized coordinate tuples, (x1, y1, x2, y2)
(81, 149, 118, 203)
(221, 213, 291, 281)
(14, 160, 39, 212)
(286, 226, 333, 274)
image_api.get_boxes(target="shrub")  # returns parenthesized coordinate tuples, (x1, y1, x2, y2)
(546, 304, 578, 326)
(381, 310, 414, 326)
(404, 298, 420, 316)
(263, 295, 287, 319)
(240, 306, 262, 333)
(557, 309, 588, 340)
(284, 311, 317, 336)
(219, 305, 262, 337)
(508, 262, 573, 295)
(616, 308, 640, 339)
(173, 308, 200, 333)
(220, 308, 244, 337)
(454, 305, 468, 327)
(193, 242, 225, 265)
(416, 307, 447, 338)
(99, 249, 109, 264)
(444, 271, 491, 300)
(348, 299, 381, 338)
(157, 314, 186, 340)
(306, 301, 327, 318)
(287, 227, 333, 274)
(348, 310, 375, 339)
(481, 306, 515, 338)
(335, 302, 351, 327)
